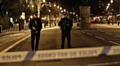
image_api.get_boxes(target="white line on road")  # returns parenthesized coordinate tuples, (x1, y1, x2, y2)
(105, 32, 113, 35)
(95, 36, 105, 40)
(1, 35, 30, 53)
(1, 27, 59, 53)
(86, 33, 92, 36)
(81, 31, 85, 33)
(109, 41, 120, 45)
(98, 30, 104, 33)
(115, 35, 120, 37)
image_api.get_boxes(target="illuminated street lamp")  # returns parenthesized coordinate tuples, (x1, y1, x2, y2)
(108, 3, 110, 6)
(54, 4, 56, 7)
(106, 3, 110, 10)
(57, 6, 59, 9)
(73, 12, 75, 15)
(111, 0, 113, 3)
(64, 9, 66, 12)
(70, 12, 72, 14)
(110, 0, 114, 25)
(60, 7, 62, 10)
(43, 0, 46, 3)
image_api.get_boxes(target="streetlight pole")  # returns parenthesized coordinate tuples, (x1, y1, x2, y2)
(37, 0, 41, 18)
(48, 9, 51, 27)
(118, 0, 120, 25)
(110, 0, 114, 25)
(37, 0, 45, 18)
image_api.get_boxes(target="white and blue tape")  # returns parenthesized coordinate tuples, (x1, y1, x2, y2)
(0, 46, 120, 63)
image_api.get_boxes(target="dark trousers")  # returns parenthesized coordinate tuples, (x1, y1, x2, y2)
(31, 31, 40, 51)
(61, 31, 71, 48)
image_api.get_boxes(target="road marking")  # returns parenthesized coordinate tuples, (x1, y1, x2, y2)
(86, 33, 92, 36)
(109, 41, 120, 45)
(1, 27, 59, 53)
(99, 30, 104, 33)
(116, 35, 120, 37)
(81, 31, 85, 33)
(105, 32, 112, 35)
(9, 33, 25, 37)
(1, 35, 30, 53)
(96, 29, 105, 32)
(95, 36, 105, 40)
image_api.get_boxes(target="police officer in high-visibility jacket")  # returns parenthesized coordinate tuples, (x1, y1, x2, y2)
(28, 12, 42, 51)
(58, 13, 73, 49)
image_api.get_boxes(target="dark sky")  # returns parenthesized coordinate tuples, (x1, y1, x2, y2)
(47, 0, 83, 13)
(46, 0, 110, 15)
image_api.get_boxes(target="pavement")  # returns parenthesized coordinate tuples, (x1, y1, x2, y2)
(1, 23, 120, 66)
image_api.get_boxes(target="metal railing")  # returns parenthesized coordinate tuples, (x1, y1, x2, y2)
(0, 22, 58, 33)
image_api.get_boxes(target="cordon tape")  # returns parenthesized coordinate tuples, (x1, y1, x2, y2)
(0, 46, 120, 63)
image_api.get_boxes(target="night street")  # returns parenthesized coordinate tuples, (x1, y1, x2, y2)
(0, 0, 120, 66)
(0, 23, 120, 66)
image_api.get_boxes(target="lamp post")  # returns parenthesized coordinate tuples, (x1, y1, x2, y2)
(54, 3, 57, 26)
(48, 9, 51, 27)
(118, 0, 120, 25)
(37, 0, 46, 18)
(110, 0, 114, 25)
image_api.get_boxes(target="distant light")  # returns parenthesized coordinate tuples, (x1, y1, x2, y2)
(117, 14, 120, 17)
(70, 12, 72, 14)
(63, 9, 66, 12)
(10, 17, 14, 24)
(31, 5, 34, 8)
(111, 0, 113, 3)
(49, 10, 51, 12)
(6, 11, 8, 15)
(61, 10, 63, 13)
(60, 7, 62, 10)
(91, 14, 93, 16)
(42, 17, 47, 20)
(57, 6, 59, 8)
(27, 5, 30, 7)
(54, 4, 56, 7)
(57, 18, 59, 20)
(43, 0, 46, 3)
(30, 15, 33, 19)
(49, 2, 51, 7)
(108, 3, 110, 6)
(73, 12, 75, 15)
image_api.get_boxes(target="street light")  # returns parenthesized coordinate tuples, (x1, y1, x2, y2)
(60, 7, 62, 10)
(64, 9, 66, 12)
(110, 0, 114, 25)
(57, 6, 59, 9)
(108, 3, 110, 6)
(54, 4, 56, 7)
(111, 0, 113, 4)
(43, 0, 46, 3)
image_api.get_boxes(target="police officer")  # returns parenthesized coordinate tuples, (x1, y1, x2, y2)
(58, 13, 73, 49)
(28, 12, 42, 51)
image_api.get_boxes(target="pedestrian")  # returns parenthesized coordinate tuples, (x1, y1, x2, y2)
(58, 12, 73, 49)
(18, 17, 23, 31)
(28, 12, 42, 51)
